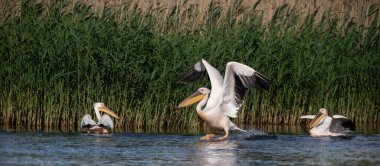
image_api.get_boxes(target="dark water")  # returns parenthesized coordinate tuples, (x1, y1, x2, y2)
(1, 126, 379, 166)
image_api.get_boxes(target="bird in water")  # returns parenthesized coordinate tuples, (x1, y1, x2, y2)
(301, 108, 355, 136)
(81, 102, 120, 134)
(177, 59, 271, 141)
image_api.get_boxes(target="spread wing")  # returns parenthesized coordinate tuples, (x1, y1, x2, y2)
(220, 62, 271, 118)
(330, 115, 356, 133)
(98, 114, 114, 129)
(180, 59, 224, 109)
(81, 114, 96, 128)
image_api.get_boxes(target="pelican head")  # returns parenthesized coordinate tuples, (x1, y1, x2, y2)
(94, 102, 120, 120)
(177, 87, 210, 109)
(309, 108, 328, 129)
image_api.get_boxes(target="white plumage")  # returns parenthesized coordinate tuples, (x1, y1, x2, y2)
(178, 59, 270, 141)
(81, 102, 120, 134)
(301, 108, 355, 136)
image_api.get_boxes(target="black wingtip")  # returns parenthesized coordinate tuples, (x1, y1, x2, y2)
(82, 124, 94, 129)
(254, 72, 271, 91)
(179, 60, 207, 84)
(179, 67, 206, 84)
(342, 120, 356, 131)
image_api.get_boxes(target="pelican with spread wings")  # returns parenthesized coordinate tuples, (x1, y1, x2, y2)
(301, 108, 355, 136)
(81, 102, 120, 134)
(177, 59, 271, 141)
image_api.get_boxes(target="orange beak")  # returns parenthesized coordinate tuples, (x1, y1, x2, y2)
(177, 91, 206, 109)
(309, 112, 325, 129)
(98, 106, 120, 119)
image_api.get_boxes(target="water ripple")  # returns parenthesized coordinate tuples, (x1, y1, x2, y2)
(0, 131, 379, 165)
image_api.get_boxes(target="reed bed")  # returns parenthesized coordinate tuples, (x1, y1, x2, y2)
(0, 1, 379, 132)
(2, 0, 380, 29)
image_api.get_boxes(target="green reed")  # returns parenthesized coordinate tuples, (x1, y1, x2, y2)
(0, 1, 379, 132)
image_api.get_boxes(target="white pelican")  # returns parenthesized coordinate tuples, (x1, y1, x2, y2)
(177, 59, 271, 141)
(81, 102, 120, 134)
(301, 108, 355, 136)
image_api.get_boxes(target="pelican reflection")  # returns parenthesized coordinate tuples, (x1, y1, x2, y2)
(194, 141, 238, 166)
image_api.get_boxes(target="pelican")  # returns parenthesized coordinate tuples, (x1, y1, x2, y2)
(81, 102, 120, 134)
(300, 108, 355, 136)
(177, 59, 271, 141)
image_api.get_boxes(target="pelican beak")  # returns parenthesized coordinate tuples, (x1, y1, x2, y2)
(98, 106, 120, 119)
(309, 112, 325, 129)
(177, 91, 206, 109)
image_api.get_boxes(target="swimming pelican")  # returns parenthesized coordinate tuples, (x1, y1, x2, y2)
(177, 59, 271, 141)
(301, 108, 355, 136)
(81, 102, 120, 134)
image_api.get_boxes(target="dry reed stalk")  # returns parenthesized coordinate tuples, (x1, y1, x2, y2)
(1, 0, 379, 29)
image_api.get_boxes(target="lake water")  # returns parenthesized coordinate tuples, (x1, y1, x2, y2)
(1, 126, 379, 165)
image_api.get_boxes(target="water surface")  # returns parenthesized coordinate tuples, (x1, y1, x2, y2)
(1, 127, 379, 165)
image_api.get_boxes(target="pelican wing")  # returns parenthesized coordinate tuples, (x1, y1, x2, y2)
(220, 62, 270, 118)
(300, 115, 316, 119)
(330, 115, 355, 132)
(81, 114, 96, 128)
(98, 114, 114, 129)
(180, 59, 224, 109)
(180, 60, 207, 83)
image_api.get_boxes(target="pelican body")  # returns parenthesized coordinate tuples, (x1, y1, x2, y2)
(81, 102, 120, 134)
(301, 108, 355, 136)
(177, 59, 270, 141)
